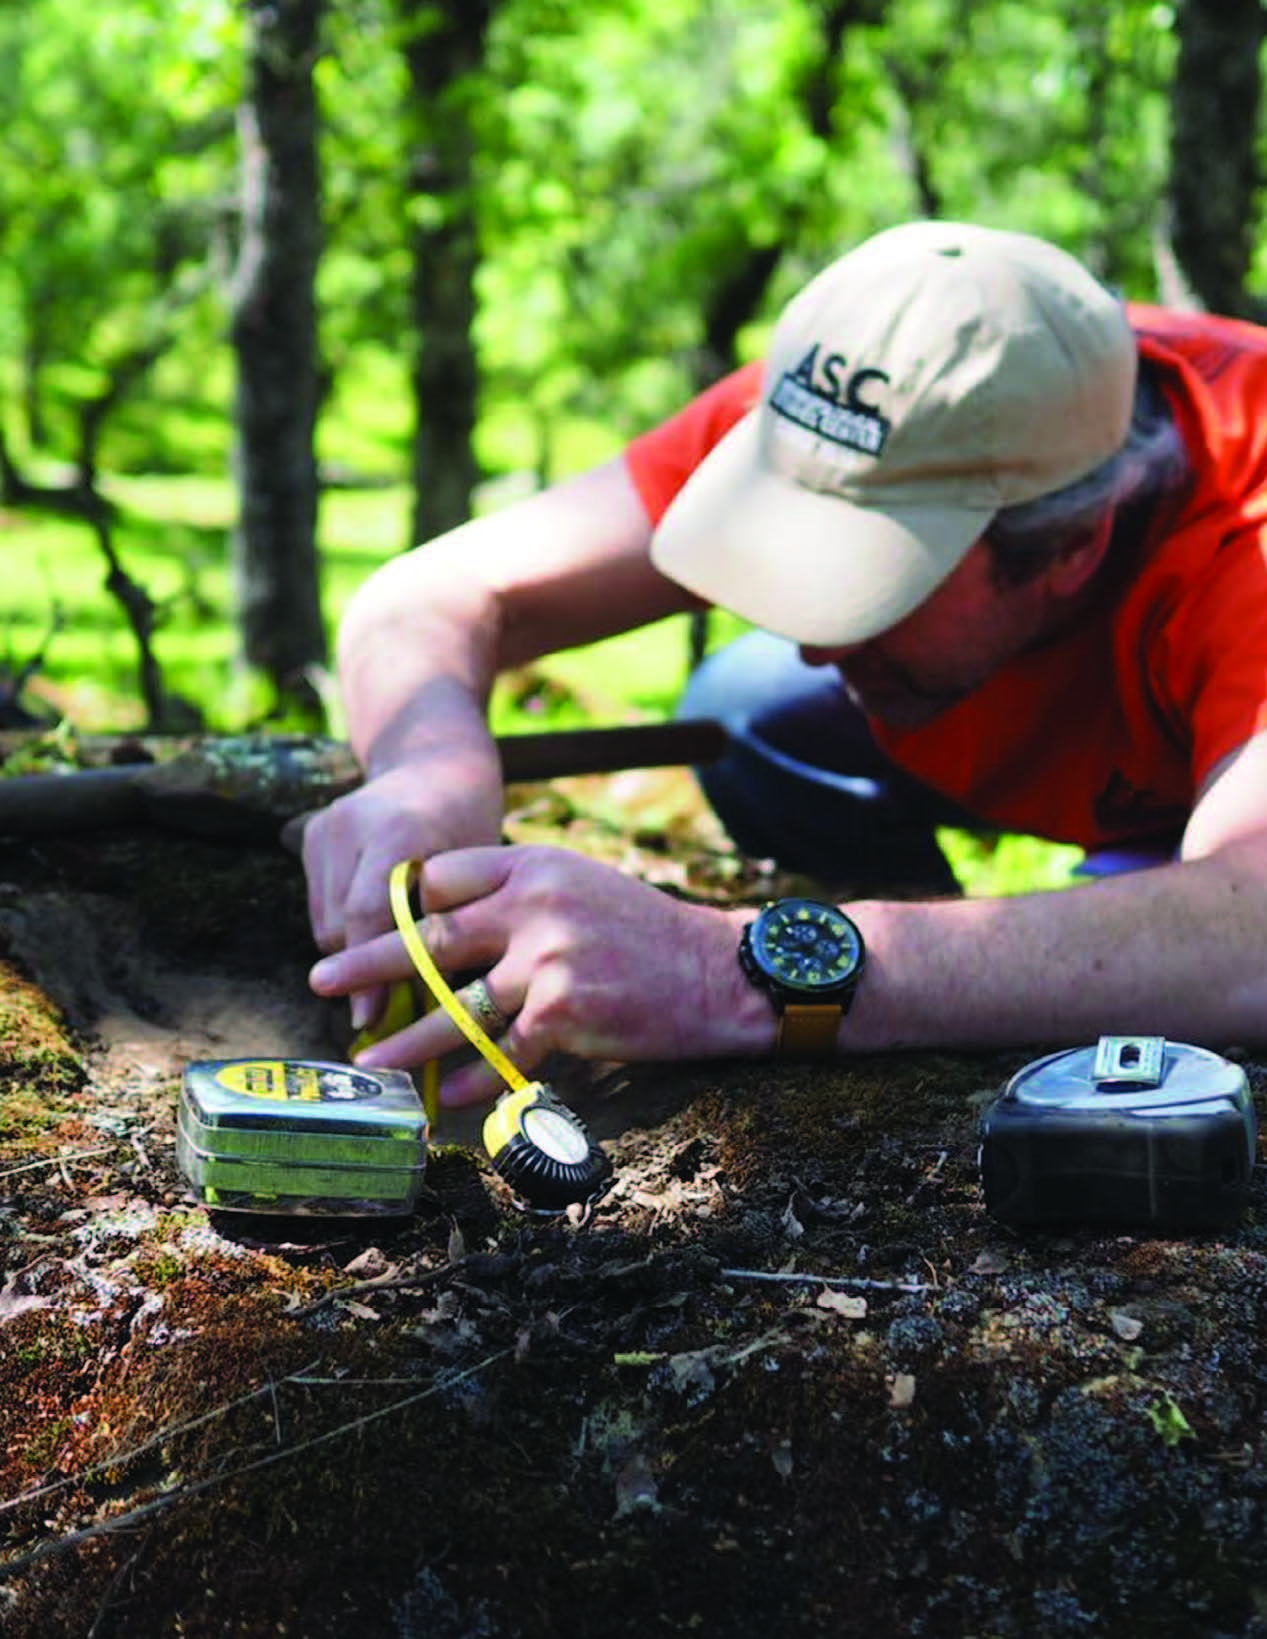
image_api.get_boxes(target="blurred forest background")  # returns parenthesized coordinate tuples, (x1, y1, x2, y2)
(0, 0, 1262, 743)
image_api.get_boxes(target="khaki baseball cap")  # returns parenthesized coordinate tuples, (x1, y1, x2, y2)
(649, 219, 1137, 646)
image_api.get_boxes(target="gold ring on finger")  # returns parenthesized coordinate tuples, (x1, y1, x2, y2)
(461, 976, 512, 1036)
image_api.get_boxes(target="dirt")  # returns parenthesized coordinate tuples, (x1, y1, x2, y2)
(2, 768, 1267, 1639)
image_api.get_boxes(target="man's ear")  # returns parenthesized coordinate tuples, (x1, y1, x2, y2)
(1046, 512, 1114, 598)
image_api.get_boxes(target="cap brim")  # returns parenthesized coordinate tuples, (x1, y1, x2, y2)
(649, 413, 992, 646)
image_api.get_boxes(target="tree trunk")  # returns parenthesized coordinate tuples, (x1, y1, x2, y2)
(1168, 0, 1267, 320)
(21, 322, 49, 450)
(230, 0, 327, 706)
(399, 0, 493, 549)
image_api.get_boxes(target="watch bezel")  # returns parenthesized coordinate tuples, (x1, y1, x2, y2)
(740, 898, 865, 1007)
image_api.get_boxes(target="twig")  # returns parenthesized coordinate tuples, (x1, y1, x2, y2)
(288, 1258, 457, 1320)
(0, 1345, 514, 1580)
(0, 1147, 113, 1179)
(287, 1375, 428, 1387)
(906, 1150, 949, 1204)
(721, 1267, 936, 1294)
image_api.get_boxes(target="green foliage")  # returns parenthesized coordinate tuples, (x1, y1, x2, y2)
(1146, 1392, 1195, 1448)
(0, 0, 238, 468)
(938, 829, 1084, 897)
(477, 0, 902, 453)
(0, 0, 1226, 894)
(0, 0, 1189, 484)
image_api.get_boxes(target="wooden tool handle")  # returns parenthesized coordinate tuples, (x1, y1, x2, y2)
(0, 719, 729, 841)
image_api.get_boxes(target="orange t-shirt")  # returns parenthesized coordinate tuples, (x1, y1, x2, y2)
(624, 308, 1267, 850)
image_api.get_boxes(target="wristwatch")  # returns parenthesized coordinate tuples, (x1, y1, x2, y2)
(738, 897, 866, 1057)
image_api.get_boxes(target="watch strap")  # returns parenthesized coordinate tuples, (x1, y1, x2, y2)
(776, 1002, 844, 1058)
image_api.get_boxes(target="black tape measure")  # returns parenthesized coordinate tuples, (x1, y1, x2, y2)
(979, 1035, 1257, 1231)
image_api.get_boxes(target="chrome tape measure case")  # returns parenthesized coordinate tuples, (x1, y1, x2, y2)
(979, 1036, 1257, 1230)
(177, 1058, 428, 1216)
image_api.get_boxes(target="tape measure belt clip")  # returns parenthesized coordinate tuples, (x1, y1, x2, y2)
(1092, 1034, 1166, 1089)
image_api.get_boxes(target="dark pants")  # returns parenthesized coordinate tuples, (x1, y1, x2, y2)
(679, 632, 980, 895)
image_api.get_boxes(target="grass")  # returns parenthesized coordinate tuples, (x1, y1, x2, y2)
(0, 460, 1082, 898)
(939, 828, 1083, 898)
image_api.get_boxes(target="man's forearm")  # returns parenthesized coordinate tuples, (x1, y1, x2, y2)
(356, 676, 500, 794)
(844, 840, 1267, 1051)
(336, 548, 501, 774)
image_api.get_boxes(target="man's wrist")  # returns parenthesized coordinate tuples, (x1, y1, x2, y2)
(734, 898, 867, 1058)
(703, 907, 783, 1055)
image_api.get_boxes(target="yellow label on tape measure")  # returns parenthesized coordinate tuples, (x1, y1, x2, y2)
(214, 1061, 383, 1104)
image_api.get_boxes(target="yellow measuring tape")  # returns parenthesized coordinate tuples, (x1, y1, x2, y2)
(387, 859, 530, 1099)
(382, 859, 611, 1213)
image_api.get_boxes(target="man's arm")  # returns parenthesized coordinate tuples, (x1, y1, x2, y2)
(304, 456, 700, 961)
(337, 457, 694, 775)
(309, 731, 1267, 1101)
(841, 732, 1267, 1050)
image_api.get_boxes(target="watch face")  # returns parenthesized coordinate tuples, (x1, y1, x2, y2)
(749, 899, 864, 998)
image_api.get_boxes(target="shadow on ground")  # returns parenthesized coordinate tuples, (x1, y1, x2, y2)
(1, 817, 1266, 1639)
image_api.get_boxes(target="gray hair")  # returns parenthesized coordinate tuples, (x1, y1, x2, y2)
(985, 364, 1191, 588)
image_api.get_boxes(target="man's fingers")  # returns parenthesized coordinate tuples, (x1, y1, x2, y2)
(302, 811, 360, 953)
(348, 982, 392, 1038)
(300, 788, 441, 954)
(309, 927, 415, 995)
(279, 809, 313, 858)
(419, 847, 516, 912)
(349, 978, 439, 1050)
(309, 902, 509, 1019)
(352, 1007, 539, 1110)
(340, 839, 421, 952)
(438, 1053, 521, 1109)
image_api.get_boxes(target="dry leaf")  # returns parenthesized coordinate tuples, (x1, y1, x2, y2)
(816, 1288, 867, 1320)
(1110, 1310, 1144, 1341)
(970, 1249, 1010, 1275)
(668, 1351, 717, 1400)
(614, 1453, 659, 1517)
(888, 1373, 917, 1409)
(344, 1247, 391, 1278)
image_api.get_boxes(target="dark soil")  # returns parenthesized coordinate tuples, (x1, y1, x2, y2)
(2, 770, 1267, 1639)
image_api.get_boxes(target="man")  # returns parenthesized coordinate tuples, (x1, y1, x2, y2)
(306, 219, 1267, 1107)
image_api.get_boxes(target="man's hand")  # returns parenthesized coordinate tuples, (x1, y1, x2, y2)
(301, 758, 504, 1030)
(308, 844, 773, 1106)
(302, 765, 502, 957)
